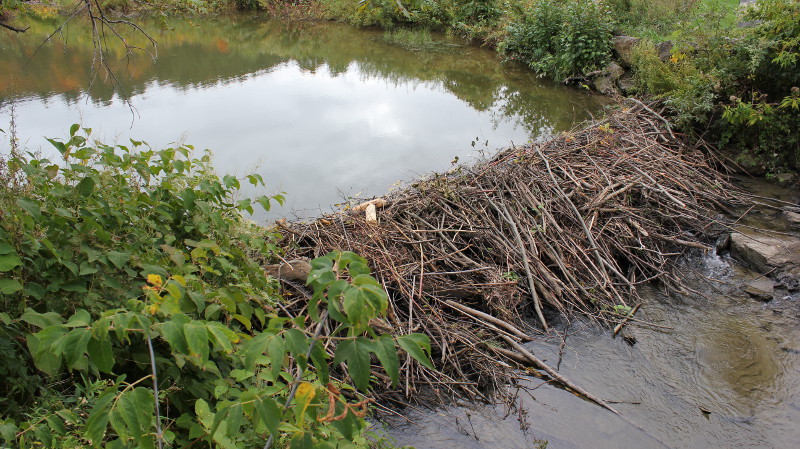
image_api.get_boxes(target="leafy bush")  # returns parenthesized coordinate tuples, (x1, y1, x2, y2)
(500, 0, 613, 80)
(629, 39, 718, 126)
(627, 0, 800, 170)
(0, 128, 432, 447)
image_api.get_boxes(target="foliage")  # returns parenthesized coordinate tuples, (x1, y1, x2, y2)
(627, 0, 800, 171)
(629, 39, 718, 126)
(500, 0, 614, 80)
(0, 128, 432, 447)
(606, 0, 740, 40)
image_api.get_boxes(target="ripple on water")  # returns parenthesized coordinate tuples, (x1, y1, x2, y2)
(386, 253, 800, 449)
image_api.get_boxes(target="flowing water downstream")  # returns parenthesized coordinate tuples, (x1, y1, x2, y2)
(3, 15, 799, 449)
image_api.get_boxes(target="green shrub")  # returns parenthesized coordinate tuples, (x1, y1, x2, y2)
(0, 127, 433, 447)
(630, 39, 718, 126)
(500, 0, 613, 80)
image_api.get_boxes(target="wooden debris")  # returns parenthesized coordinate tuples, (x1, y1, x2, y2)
(271, 103, 746, 404)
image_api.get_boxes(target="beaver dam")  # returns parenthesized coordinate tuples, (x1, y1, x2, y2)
(267, 101, 747, 410)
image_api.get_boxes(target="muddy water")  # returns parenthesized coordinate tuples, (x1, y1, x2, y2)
(386, 192, 800, 448)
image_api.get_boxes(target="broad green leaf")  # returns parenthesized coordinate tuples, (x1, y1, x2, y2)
(34, 421, 53, 446)
(397, 334, 435, 370)
(60, 328, 91, 370)
(243, 333, 269, 371)
(290, 431, 313, 449)
(87, 336, 115, 373)
(24, 282, 46, 300)
(106, 251, 131, 269)
(160, 317, 188, 355)
(195, 399, 213, 429)
(17, 197, 41, 219)
(0, 421, 18, 442)
(0, 253, 21, 272)
(65, 309, 92, 327)
(26, 331, 63, 376)
(116, 387, 155, 449)
(184, 321, 209, 363)
(267, 335, 287, 380)
(77, 176, 96, 196)
(46, 414, 67, 435)
(78, 261, 98, 276)
(225, 403, 243, 438)
(330, 409, 356, 441)
(84, 390, 116, 446)
(253, 395, 280, 437)
(222, 174, 240, 190)
(374, 335, 400, 387)
(206, 322, 238, 354)
(309, 341, 330, 384)
(285, 329, 309, 358)
(0, 279, 22, 295)
(343, 287, 373, 332)
(333, 338, 372, 391)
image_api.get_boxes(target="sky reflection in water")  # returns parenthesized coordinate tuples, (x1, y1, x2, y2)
(1, 17, 606, 221)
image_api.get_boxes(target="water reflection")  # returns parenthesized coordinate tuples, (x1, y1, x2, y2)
(1, 15, 605, 220)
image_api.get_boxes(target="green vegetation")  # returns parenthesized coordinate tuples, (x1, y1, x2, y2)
(0, 127, 432, 447)
(624, 0, 799, 171)
(500, 0, 613, 80)
(315, 0, 798, 172)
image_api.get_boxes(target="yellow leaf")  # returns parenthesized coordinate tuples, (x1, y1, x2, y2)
(172, 275, 187, 287)
(147, 274, 163, 287)
(294, 382, 316, 428)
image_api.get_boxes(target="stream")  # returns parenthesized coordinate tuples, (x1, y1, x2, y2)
(2, 14, 799, 449)
(385, 180, 800, 449)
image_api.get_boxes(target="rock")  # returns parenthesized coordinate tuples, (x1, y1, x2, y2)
(612, 35, 639, 68)
(657, 41, 673, 62)
(715, 233, 731, 251)
(618, 72, 636, 94)
(264, 259, 311, 283)
(592, 61, 625, 95)
(729, 232, 800, 275)
(743, 278, 774, 301)
(774, 172, 796, 186)
(783, 210, 800, 229)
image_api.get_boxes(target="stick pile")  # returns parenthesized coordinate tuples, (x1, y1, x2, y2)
(273, 103, 744, 402)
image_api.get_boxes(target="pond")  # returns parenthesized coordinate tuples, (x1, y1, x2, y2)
(0, 14, 606, 221)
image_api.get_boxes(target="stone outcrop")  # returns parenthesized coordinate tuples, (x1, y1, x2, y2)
(592, 61, 625, 95)
(611, 35, 639, 68)
(743, 278, 775, 301)
(784, 210, 800, 230)
(730, 232, 800, 274)
(730, 232, 800, 291)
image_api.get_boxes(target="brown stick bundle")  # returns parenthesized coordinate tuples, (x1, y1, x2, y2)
(272, 103, 745, 403)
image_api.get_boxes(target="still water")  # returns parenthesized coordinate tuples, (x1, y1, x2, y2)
(0, 15, 605, 220)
